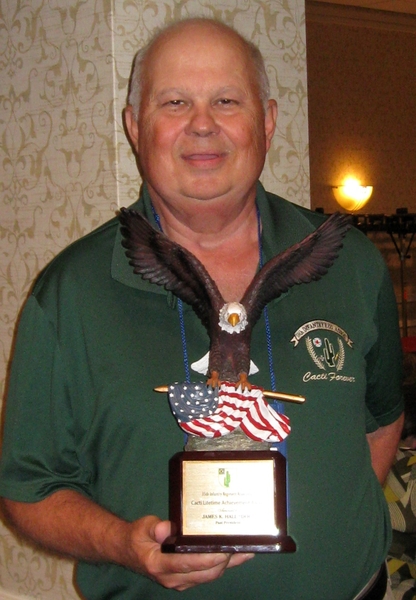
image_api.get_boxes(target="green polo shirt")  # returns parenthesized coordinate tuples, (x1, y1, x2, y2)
(0, 183, 403, 599)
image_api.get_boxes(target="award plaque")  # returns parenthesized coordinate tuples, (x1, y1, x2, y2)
(162, 450, 296, 553)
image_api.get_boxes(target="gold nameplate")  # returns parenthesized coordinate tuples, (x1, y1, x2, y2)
(182, 459, 278, 536)
(162, 450, 296, 553)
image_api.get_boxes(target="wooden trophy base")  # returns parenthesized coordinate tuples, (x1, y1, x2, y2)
(162, 450, 296, 554)
(162, 534, 296, 553)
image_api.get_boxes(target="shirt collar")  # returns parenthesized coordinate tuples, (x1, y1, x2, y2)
(256, 181, 316, 262)
(111, 181, 316, 293)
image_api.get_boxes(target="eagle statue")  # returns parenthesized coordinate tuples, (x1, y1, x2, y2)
(119, 208, 351, 391)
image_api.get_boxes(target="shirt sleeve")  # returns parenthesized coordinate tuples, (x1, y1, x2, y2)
(0, 295, 92, 502)
(365, 266, 404, 432)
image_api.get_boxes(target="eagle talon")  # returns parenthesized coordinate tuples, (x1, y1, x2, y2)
(234, 373, 251, 392)
(206, 370, 220, 390)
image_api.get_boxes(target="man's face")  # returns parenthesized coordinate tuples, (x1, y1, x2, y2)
(126, 22, 276, 215)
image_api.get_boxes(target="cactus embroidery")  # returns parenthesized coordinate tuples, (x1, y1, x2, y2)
(323, 339, 336, 368)
(306, 336, 345, 371)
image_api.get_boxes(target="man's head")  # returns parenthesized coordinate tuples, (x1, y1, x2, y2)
(124, 18, 277, 217)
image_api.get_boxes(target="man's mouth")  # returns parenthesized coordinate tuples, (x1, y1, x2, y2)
(185, 153, 222, 160)
(182, 152, 227, 166)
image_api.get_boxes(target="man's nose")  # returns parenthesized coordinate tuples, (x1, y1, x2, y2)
(185, 104, 220, 137)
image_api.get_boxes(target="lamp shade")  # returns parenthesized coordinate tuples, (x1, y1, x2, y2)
(332, 179, 373, 212)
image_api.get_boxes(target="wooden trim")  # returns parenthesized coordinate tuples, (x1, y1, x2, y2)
(305, 1, 416, 33)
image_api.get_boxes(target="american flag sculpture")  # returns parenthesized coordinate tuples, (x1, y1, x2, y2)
(168, 382, 291, 443)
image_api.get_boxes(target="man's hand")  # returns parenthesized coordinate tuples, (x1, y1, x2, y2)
(126, 516, 253, 591)
(1, 491, 253, 591)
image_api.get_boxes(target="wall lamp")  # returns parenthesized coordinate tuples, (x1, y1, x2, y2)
(332, 178, 373, 212)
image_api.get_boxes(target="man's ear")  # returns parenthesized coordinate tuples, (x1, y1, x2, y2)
(264, 99, 277, 152)
(124, 105, 139, 149)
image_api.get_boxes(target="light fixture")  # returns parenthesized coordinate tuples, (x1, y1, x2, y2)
(332, 178, 373, 212)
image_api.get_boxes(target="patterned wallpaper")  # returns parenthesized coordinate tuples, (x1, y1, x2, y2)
(0, 1, 308, 598)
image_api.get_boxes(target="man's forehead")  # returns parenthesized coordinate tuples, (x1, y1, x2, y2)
(145, 21, 249, 68)
(155, 20, 242, 45)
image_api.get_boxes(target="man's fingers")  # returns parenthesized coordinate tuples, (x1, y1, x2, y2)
(153, 519, 171, 545)
(130, 516, 254, 591)
(227, 552, 255, 568)
(157, 554, 231, 590)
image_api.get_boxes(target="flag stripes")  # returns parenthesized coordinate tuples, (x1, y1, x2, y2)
(168, 382, 290, 443)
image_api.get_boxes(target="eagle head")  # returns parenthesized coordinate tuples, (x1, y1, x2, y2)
(218, 302, 248, 334)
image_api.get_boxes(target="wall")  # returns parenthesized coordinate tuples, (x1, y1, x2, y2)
(0, 1, 309, 598)
(306, 1, 416, 215)
(306, 1, 416, 335)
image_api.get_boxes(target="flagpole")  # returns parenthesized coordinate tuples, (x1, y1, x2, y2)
(153, 385, 305, 404)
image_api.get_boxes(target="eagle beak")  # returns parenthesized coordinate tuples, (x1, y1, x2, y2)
(227, 312, 240, 327)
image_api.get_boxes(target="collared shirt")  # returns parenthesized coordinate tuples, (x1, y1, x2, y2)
(0, 183, 403, 599)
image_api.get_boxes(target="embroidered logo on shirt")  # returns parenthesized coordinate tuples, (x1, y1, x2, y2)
(291, 320, 356, 383)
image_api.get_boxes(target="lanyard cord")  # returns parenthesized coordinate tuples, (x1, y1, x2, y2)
(150, 204, 191, 382)
(256, 205, 287, 457)
(256, 204, 277, 392)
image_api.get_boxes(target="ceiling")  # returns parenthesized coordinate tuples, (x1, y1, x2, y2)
(313, 0, 416, 15)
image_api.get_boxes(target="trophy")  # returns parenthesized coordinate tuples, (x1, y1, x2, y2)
(119, 208, 351, 553)
(155, 381, 304, 553)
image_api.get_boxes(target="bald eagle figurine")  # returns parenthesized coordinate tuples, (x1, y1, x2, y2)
(119, 208, 351, 390)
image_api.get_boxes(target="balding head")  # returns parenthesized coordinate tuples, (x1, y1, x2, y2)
(127, 18, 270, 120)
(123, 16, 277, 213)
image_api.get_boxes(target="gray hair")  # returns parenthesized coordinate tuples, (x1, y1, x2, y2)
(127, 18, 270, 120)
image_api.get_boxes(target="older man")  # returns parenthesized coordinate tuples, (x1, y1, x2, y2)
(0, 18, 403, 600)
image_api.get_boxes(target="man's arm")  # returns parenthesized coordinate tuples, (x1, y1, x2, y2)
(1, 490, 253, 592)
(366, 412, 404, 484)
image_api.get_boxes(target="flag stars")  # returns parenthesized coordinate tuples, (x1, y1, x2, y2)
(168, 382, 219, 423)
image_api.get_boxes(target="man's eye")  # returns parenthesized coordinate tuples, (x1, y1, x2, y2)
(218, 98, 237, 105)
(167, 100, 185, 106)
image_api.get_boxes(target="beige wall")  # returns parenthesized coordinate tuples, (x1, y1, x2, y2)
(306, 2, 416, 336)
(0, 1, 309, 598)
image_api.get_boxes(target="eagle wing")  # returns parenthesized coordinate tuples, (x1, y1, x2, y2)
(241, 212, 352, 326)
(119, 208, 224, 331)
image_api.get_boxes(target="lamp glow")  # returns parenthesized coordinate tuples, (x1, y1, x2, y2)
(332, 178, 373, 212)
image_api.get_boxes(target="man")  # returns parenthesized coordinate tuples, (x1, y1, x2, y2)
(0, 17, 404, 600)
